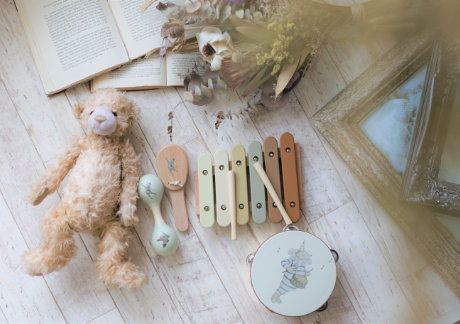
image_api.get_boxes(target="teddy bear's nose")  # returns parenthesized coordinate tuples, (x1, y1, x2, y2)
(94, 115, 106, 123)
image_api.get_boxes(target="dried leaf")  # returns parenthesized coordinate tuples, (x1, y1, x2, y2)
(208, 78, 214, 90)
(167, 126, 173, 134)
(242, 100, 248, 108)
(217, 77, 228, 89)
(235, 27, 276, 44)
(182, 68, 191, 79)
(298, 47, 310, 70)
(249, 102, 259, 112)
(189, 63, 194, 73)
(183, 91, 194, 102)
(177, 73, 185, 79)
(275, 55, 300, 97)
(193, 94, 201, 102)
(201, 84, 212, 97)
(185, 0, 201, 13)
(217, 110, 224, 119)
(197, 56, 205, 67)
(235, 9, 244, 19)
(168, 112, 174, 120)
(242, 66, 269, 97)
(194, 85, 202, 97)
(241, 110, 247, 117)
(244, 9, 252, 20)
(229, 14, 258, 28)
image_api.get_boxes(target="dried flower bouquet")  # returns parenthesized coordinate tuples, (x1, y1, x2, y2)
(141, 0, 431, 132)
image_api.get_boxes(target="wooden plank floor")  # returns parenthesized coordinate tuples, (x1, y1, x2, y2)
(1, 0, 460, 323)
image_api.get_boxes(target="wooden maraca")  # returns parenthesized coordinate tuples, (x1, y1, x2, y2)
(138, 174, 179, 256)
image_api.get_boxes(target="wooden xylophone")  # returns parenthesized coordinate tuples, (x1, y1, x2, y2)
(195, 132, 303, 229)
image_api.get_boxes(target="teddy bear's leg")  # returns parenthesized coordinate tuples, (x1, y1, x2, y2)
(22, 203, 76, 276)
(95, 221, 148, 289)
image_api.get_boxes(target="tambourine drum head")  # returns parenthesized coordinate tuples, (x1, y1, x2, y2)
(251, 231, 336, 316)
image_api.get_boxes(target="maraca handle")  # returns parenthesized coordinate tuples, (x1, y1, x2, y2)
(170, 188, 189, 232)
(151, 205, 165, 225)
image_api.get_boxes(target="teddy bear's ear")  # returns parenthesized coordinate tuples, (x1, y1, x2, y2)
(73, 99, 87, 120)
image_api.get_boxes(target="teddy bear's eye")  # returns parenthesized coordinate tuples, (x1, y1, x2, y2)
(112, 112, 117, 117)
(90, 111, 94, 115)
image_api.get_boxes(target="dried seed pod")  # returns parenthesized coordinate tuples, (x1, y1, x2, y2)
(195, 85, 202, 97)
(217, 76, 228, 89)
(197, 56, 205, 67)
(201, 84, 212, 97)
(183, 91, 194, 102)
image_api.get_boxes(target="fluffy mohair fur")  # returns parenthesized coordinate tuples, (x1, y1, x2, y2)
(22, 89, 148, 289)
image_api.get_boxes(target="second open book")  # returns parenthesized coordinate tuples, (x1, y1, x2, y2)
(91, 52, 201, 91)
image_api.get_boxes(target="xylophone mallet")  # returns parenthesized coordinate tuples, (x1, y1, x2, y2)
(253, 162, 293, 226)
(227, 170, 237, 240)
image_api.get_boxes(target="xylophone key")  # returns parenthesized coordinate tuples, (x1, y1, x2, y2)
(280, 132, 300, 222)
(248, 141, 266, 224)
(263, 136, 283, 223)
(198, 154, 215, 228)
(231, 144, 249, 225)
(214, 149, 230, 227)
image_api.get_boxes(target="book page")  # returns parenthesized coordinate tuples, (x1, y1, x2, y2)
(166, 52, 202, 87)
(108, 0, 167, 59)
(91, 56, 166, 90)
(22, 0, 129, 93)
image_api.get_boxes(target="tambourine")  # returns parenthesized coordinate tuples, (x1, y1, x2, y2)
(246, 162, 339, 316)
(246, 224, 339, 316)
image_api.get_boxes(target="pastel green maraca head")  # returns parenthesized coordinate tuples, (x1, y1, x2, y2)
(138, 174, 179, 256)
(138, 174, 164, 207)
(151, 223, 179, 256)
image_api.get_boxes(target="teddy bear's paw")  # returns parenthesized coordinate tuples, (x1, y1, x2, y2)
(21, 247, 68, 276)
(102, 262, 148, 289)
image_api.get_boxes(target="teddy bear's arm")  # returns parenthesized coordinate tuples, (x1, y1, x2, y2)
(26, 137, 83, 206)
(117, 139, 140, 227)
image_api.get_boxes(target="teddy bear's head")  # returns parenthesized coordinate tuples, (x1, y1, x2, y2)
(73, 89, 140, 138)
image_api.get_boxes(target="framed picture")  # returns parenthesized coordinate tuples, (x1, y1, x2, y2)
(401, 39, 460, 215)
(312, 29, 460, 295)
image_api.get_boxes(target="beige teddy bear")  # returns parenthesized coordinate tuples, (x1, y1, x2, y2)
(22, 89, 148, 289)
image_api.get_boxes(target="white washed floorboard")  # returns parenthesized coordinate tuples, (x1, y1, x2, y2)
(0, 0, 84, 162)
(399, 265, 460, 324)
(310, 202, 419, 324)
(87, 309, 125, 324)
(317, 134, 428, 281)
(0, 192, 65, 323)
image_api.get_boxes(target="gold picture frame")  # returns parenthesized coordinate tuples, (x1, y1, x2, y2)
(401, 38, 460, 215)
(313, 29, 460, 296)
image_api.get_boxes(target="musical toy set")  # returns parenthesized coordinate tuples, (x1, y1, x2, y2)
(138, 133, 339, 316)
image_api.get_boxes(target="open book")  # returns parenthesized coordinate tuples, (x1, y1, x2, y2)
(91, 52, 201, 91)
(16, 0, 168, 94)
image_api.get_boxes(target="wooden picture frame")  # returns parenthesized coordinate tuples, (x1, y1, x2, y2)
(401, 38, 460, 214)
(312, 29, 460, 296)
